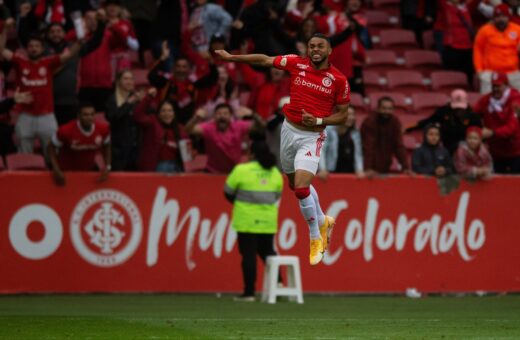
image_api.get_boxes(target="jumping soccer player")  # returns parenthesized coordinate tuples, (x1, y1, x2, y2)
(215, 33, 350, 265)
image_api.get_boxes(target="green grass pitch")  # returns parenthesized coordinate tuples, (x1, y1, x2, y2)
(1, 294, 519, 339)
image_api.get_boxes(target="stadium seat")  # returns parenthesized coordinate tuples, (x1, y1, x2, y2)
(350, 92, 368, 115)
(386, 70, 427, 95)
(95, 112, 109, 125)
(467, 92, 482, 107)
(372, 0, 400, 16)
(366, 10, 399, 38)
(398, 114, 423, 130)
(411, 92, 449, 116)
(133, 68, 150, 88)
(404, 50, 442, 76)
(431, 71, 469, 94)
(183, 154, 207, 173)
(6, 153, 46, 170)
(368, 92, 410, 115)
(403, 134, 421, 150)
(422, 30, 435, 50)
(365, 49, 399, 74)
(363, 70, 385, 94)
(379, 29, 418, 55)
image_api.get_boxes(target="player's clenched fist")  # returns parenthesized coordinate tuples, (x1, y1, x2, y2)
(301, 109, 317, 126)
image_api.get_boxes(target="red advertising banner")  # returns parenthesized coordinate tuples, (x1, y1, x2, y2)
(1, 172, 519, 294)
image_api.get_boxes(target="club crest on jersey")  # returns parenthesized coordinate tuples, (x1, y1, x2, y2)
(38, 67, 47, 76)
(509, 31, 518, 40)
(95, 135, 103, 145)
(322, 77, 332, 87)
(325, 72, 336, 81)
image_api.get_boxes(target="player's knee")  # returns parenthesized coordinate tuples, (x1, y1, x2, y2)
(294, 187, 310, 200)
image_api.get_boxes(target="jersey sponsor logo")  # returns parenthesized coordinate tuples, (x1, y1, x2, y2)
(294, 77, 333, 94)
(21, 76, 47, 87)
(296, 63, 309, 69)
(70, 189, 143, 267)
(280, 57, 288, 67)
(299, 71, 306, 77)
(70, 140, 101, 151)
(322, 77, 332, 87)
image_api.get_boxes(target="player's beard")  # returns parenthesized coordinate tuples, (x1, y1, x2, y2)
(311, 55, 328, 68)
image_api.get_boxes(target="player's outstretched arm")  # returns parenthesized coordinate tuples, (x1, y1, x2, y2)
(214, 49, 274, 67)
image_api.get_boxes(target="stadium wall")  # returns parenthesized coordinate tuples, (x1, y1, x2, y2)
(1, 173, 519, 294)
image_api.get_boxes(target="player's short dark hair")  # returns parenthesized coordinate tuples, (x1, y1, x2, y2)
(215, 103, 233, 113)
(27, 34, 44, 46)
(78, 102, 96, 113)
(308, 33, 331, 45)
(377, 96, 395, 107)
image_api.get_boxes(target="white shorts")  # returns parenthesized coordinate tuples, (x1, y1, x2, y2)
(280, 120, 327, 175)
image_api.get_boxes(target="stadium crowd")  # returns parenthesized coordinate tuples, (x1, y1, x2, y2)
(1, 0, 520, 182)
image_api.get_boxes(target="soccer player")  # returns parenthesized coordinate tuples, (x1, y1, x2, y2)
(215, 33, 350, 265)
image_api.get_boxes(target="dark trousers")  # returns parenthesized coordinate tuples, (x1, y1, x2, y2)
(237, 232, 277, 296)
(0, 123, 15, 157)
(494, 157, 520, 174)
(443, 47, 474, 85)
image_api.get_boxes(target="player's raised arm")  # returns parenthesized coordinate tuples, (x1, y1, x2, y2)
(214, 49, 274, 67)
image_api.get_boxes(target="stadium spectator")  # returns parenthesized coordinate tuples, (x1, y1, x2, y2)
(34, 0, 67, 26)
(105, 69, 141, 171)
(361, 96, 410, 176)
(295, 18, 317, 56)
(454, 126, 493, 179)
(185, 103, 265, 174)
(78, 9, 132, 111)
(189, 0, 232, 53)
(406, 89, 482, 155)
(284, 0, 315, 36)
(148, 41, 218, 125)
(248, 67, 290, 120)
(437, 0, 475, 84)
(48, 102, 111, 186)
(203, 65, 242, 116)
(133, 88, 186, 173)
(149, 0, 185, 67)
(224, 140, 283, 302)
(329, 17, 366, 95)
(235, 0, 298, 56)
(412, 123, 454, 177)
(318, 106, 364, 179)
(345, 0, 371, 48)
(104, 0, 139, 70)
(0, 89, 33, 157)
(0, 26, 84, 156)
(473, 73, 520, 173)
(18, 6, 107, 125)
(474, 4, 520, 93)
(121, 0, 157, 61)
(400, 0, 435, 46)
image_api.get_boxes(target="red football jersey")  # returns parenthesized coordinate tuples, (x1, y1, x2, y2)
(273, 55, 350, 124)
(12, 54, 61, 115)
(52, 120, 111, 171)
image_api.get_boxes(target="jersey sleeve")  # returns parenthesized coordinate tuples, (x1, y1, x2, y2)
(335, 77, 350, 105)
(52, 126, 68, 147)
(273, 54, 299, 72)
(225, 165, 242, 194)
